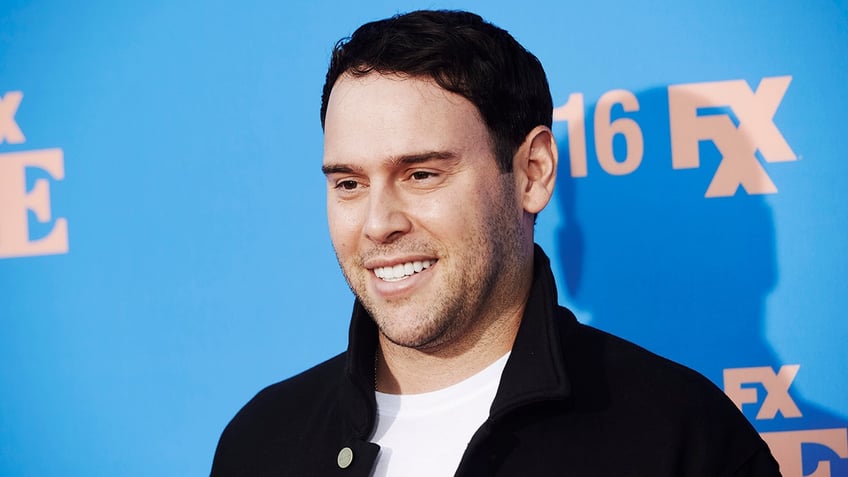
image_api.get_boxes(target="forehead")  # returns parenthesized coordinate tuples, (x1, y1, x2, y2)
(322, 73, 492, 164)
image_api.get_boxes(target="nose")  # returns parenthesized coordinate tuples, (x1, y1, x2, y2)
(363, 184, 412, 244)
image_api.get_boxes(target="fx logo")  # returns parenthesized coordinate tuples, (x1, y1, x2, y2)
(723, 364, 802, 419)
(725, 365, 848, 477)
(0, 91, 68, 259)
(668, 76, 797, 198)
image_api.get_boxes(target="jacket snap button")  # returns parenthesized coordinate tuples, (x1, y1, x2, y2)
(337, 447, 354, 469)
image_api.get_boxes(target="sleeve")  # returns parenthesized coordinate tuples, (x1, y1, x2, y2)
(731, 445, 783, 477)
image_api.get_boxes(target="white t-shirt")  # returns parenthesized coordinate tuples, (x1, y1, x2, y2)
(370, 353, 510, 477)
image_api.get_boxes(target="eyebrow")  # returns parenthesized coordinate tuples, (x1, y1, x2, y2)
(321, 150, 458, 176)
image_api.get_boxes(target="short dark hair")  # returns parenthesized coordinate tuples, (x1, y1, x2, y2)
(319, 10, 553, 172)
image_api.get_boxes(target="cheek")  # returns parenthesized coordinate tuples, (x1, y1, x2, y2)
(327, 203, 363, 254)
(413, 193, 478, 239)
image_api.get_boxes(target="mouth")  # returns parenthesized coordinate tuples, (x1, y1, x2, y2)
(372, 259, 436, 282)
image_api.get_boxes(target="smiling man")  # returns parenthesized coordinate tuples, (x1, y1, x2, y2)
(211, 10, 781, 477)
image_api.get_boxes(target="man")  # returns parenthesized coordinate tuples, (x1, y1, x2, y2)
(211, 10, 781, 476)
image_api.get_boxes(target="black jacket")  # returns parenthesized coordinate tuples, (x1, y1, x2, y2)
(212, 246, 781, 476)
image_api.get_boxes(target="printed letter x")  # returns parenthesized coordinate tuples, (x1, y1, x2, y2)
(0, 91, 26, 144)
(757, 364, 802, 419)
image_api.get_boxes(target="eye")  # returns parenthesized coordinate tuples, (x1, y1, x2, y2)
(335, 179, 360, 190)
(410, 170, 436, 181)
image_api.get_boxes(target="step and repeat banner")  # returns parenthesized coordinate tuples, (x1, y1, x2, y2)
(2, 0, 846, 475)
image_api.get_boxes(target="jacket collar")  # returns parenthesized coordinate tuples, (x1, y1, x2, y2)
(342, 299, 379, 441)
(490, 244, 572, 418)
(341, 244, 573, 439)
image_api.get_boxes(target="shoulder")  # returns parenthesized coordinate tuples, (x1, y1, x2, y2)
(211, 353, 347, 475)
(234, 352, 347, 421)
(558, 306, 736, 410)
(556, 307, 780, 475)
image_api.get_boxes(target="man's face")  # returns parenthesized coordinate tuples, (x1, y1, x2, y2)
(322, 73, 530, 351)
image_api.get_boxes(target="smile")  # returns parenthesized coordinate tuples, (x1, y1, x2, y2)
(373, 260, 435, 281)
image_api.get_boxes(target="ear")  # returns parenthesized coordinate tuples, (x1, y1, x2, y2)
(514, 125, 558, 214)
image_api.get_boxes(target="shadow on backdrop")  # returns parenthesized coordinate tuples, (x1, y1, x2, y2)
(554, 86, 847, 476)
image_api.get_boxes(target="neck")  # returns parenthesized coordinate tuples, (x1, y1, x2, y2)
(375, 285, 528, 395)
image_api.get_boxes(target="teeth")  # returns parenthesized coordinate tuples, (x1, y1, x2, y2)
(374, 260, 433, 281)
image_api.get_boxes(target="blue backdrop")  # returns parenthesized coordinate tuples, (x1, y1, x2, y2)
(2, 1, 846, 475)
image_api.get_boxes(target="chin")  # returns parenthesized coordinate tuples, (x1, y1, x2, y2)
(377, 316, 455, 351)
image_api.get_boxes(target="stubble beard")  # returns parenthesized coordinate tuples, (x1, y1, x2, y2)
(338, 176, 527, 352)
